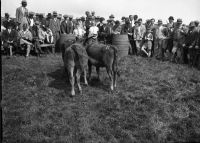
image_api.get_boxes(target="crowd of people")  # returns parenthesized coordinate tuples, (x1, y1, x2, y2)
(1, 0, 200, 69)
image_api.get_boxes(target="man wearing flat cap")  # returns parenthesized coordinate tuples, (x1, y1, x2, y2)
(166, 16, 175, 56)
(171, 18, 187, 63)
(49, 11, 61, 47)
(60, 15, 69, 34)
(183, 21, 199, 66)
(16, 0, 29, 30)
(2, 13, 14, 29)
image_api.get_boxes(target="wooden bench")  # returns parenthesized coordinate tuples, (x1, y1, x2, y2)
(40, 44, 55, 54)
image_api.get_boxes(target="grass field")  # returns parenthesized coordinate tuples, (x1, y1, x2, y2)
(2, 54, 200, 143)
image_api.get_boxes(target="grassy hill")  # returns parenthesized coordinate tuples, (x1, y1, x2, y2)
(2, 54, 200, 143)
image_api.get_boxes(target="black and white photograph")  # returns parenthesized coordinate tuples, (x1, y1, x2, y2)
(1, 0, 200, 142)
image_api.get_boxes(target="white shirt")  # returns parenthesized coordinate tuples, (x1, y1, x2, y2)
(73, 27, 85, 38)
(30, 18, 34, 27)
(88, 26, 99, 37)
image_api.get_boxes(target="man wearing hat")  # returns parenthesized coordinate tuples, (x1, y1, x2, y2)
(105, 19, 114, 44)
(60, 15, 69, 34)
(85, 11, 91, 20)
(154, 19, 168, 60)
(133, 18, 146, 55)
(2, 23, 18, 56)
(97, 17, 107, 43)
(49, 11, 61, 47)
(109, 14, 115, 22)
(91, 11, 96, 20)
(85, 15, 92, 37)
(2, 13, 12, 29)
(171, 18, 187, 63)
(45, 13, 52, 28)
(16, 0, 29, 30)
(141, 27, 154, 57)
(28, 12, 35, 28)
(66, 15, 74, 34)
(166, 16, 175, 56)
(183, 21, 199, 66)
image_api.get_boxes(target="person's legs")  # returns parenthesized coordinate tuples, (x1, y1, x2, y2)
(26, 45, 31, 57)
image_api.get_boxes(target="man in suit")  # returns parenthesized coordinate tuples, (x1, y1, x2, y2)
(16, 0, 29, 30)
(2, 24, 18, 56)
(60, 15, 69, 34)
(45, 13, 52, 28)
(49, 11, 60, 46)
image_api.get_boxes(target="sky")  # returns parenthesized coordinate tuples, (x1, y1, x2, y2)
(1, 0, 200, 24)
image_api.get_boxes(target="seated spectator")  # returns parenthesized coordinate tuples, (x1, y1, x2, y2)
(18, 23, 33, 57)
(2, 24, 18, 56)
(45, 27, 54, 44)
(31, 21, 45, 55)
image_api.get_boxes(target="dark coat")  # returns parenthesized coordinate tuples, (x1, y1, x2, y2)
(2, 29, 18, 42)
(60, 21, 68, 34)
(66, 20, 74, 34)
(185, 28, 199, 47)
(49, 19, 61, 35)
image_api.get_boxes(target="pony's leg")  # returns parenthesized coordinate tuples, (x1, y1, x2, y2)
(69, 67, 75, 96)
(76, 69, 82, 94)
(106, 68, 114, 91)
(83, 68, 88, 85)
(96, 66, 100, 81)
(88, 61, 92, 81)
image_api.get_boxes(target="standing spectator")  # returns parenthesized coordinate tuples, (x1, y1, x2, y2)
(166, 16, 175, 58)
(2, 24, 18, 56)
(39, 13, 46, 26)
(85, 15, 92, 37)
(60, 15, 69, 34)
(121, 16, 126, 25)
(97, 17, 107, 43)
(129, 15, 134, 28)
(171, 19, 187, 63)
(18, 23, 33, 57)
(2, 13, 13, 29)
(67, 15, 74, 34)
(109, 14, 115, 23)
(154, 19, 168, 61)
(112, 20, 122, 34)
(49, 11, 60, 46)
(141, 27, 154, 57)
(133, 18, 146, 55)
(91, 11, 96, 20)
(28, 12, 35, 31)
(183, 21, 199, 66)
(105, 19, 114, 44)
(133, 15, 138, 23)
(45, 13, 52, 28)
(81, 16, 86, 30)
(16, 0, 29, 30)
